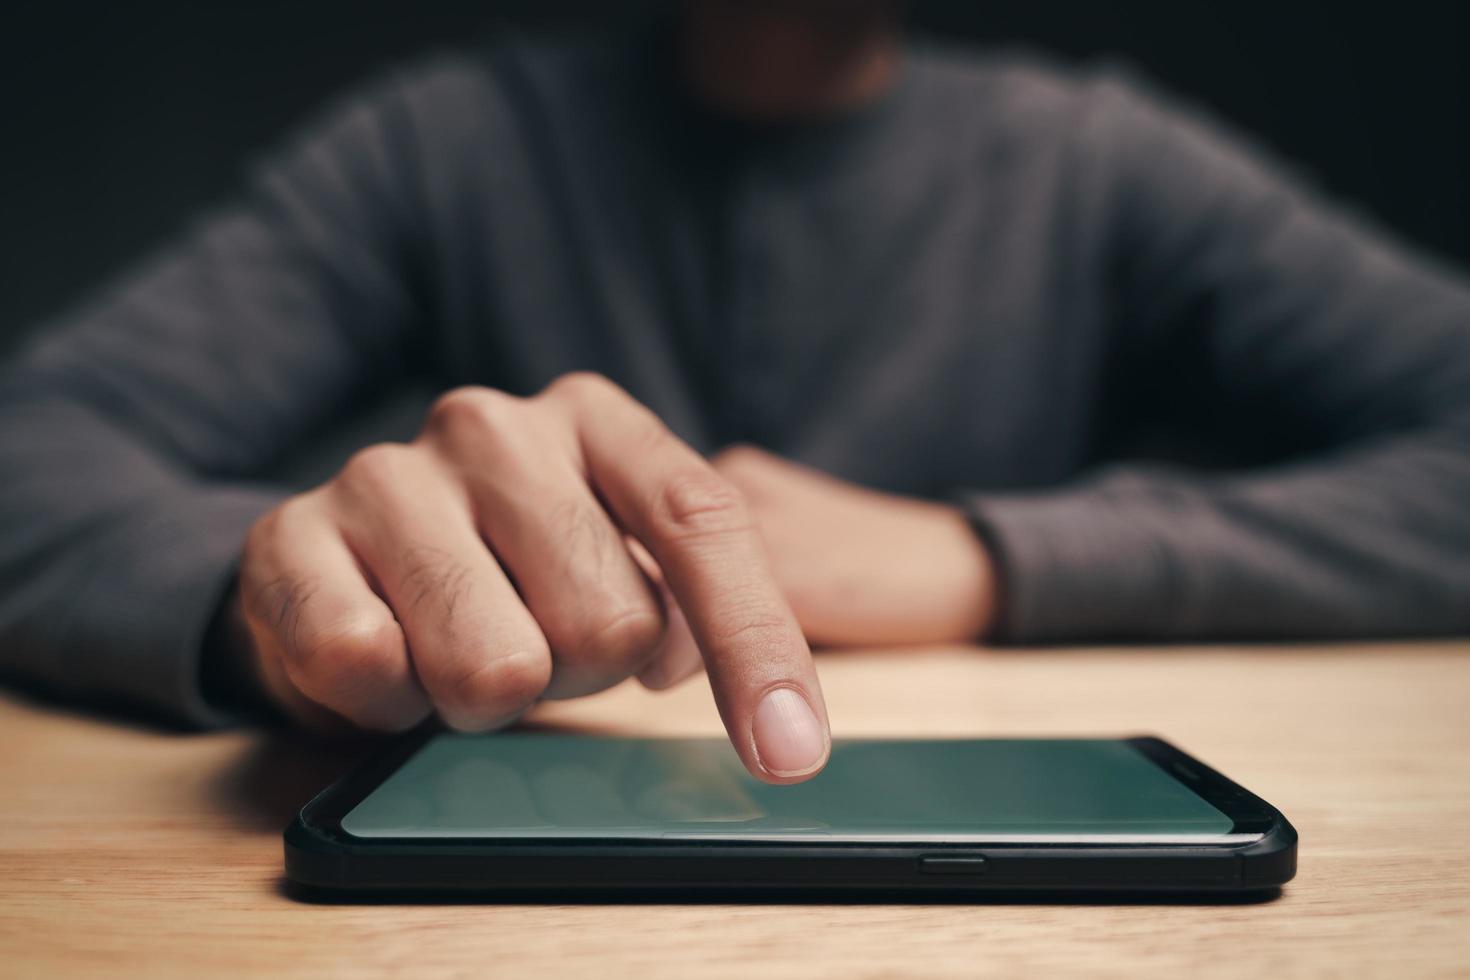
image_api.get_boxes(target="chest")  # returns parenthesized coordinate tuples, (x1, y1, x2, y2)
(436, 123, 1110, 495)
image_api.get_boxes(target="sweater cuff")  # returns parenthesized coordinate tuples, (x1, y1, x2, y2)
(960, 484, 1185, 643)
(70, 487, 284, 727)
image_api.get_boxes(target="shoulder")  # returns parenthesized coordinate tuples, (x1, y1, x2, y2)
(320, 29, 634, 153)
(393, 28, 643, 122)
(910, 42, 1294, 208)
(903, 40, 1188, 150)
(287, 28, 638, 215)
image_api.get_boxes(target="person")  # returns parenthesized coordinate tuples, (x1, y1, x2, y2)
(1, 1, 1467, 784)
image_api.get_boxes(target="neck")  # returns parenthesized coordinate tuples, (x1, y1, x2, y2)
(677, 2, 903, 121)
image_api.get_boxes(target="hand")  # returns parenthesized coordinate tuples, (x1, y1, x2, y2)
(226, 374, 830, 782)
(713, 446, 998, 647)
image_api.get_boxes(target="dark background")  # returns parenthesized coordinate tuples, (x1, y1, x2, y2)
(3, 1, 1468, 352)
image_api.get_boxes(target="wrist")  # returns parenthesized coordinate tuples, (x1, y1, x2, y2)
(199, 580, 272, 716)
(789, 497, 998, 648)
(926, 503, 999, 643)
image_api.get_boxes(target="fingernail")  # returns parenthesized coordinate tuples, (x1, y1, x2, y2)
(752, 687, 828, 778)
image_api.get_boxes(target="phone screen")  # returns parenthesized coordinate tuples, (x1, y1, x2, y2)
(340, 735, 1241, 844)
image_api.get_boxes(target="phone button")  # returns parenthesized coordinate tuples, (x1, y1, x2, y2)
(918, 854, 988, 875)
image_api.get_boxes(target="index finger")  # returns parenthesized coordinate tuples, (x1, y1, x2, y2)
(545, 374, 830, 783)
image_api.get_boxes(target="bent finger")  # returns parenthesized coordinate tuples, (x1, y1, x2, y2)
(239, 503, 430, 731)
(331, 444, 551, 731)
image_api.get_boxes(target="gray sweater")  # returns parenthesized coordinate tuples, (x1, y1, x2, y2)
(2, 29, 1468, 724)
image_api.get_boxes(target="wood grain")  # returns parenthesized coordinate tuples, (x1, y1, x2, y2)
(2, 641, 1468, 978)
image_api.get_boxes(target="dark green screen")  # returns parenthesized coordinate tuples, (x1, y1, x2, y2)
(341, 735, 1237, 842)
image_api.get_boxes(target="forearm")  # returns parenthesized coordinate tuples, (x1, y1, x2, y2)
(965, 432, 1470, 642)
(0, 391, 283, 722)
(0, 66, 437, 721)
(1002, 70, 1470, 642)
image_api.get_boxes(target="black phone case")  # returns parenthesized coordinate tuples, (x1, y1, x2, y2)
(283, 735, 1297, 902)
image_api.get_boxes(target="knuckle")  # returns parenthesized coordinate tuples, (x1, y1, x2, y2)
(711, 443, 768, 474)
(337, 442, 418, 495)
(544, 372, 671, 452)
(436, 650, 551, 728)
(286, 613, 405, 696)
(242, 495, 309, 566)
(271, 492, 318, 528)
(426, 385, 518, 438)
(710, 444, 777, 501)
(653, 470, 753, 542)
(423, 387, 538, 471)
(562, 604, 664, 666)
(544, 371, 621, 406)
(240, 512, 281, 571)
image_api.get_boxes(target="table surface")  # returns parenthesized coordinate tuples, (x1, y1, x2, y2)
(2, 641, 1468, 978)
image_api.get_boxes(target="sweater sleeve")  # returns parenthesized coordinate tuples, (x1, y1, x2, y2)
(966, 70, 1470, 642)
(0, 69, 437, 723)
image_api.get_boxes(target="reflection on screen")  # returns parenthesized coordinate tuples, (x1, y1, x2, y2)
(338, 734, 1234, 846)
(341, 735, 1236, 842)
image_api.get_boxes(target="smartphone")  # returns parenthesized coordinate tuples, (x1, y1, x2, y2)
(284, 732, 1296, 900)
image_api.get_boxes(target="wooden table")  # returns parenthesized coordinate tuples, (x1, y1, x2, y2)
(2, 642, 1468, 978)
